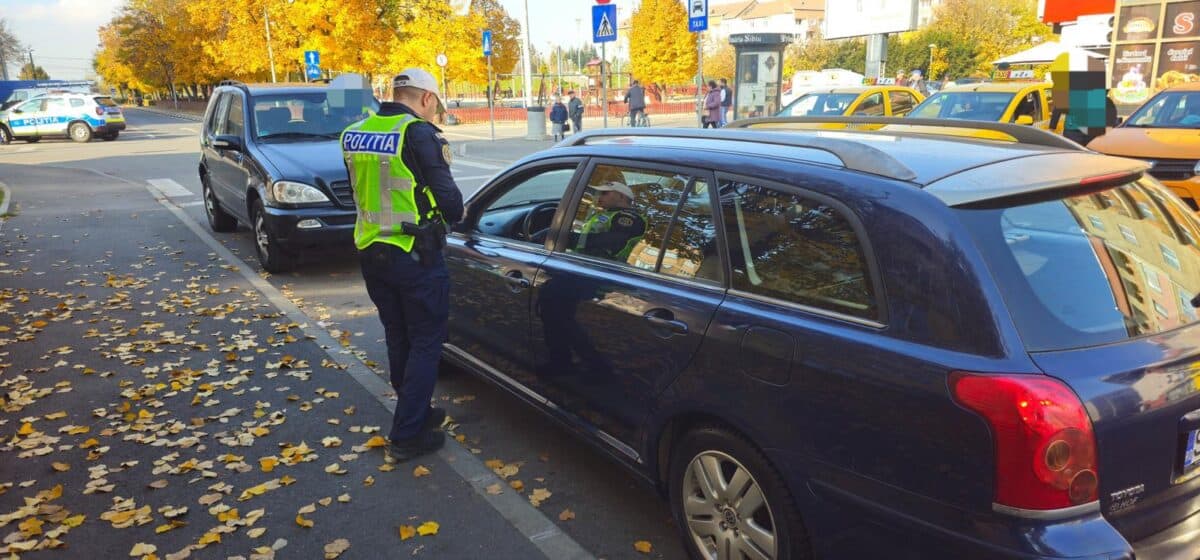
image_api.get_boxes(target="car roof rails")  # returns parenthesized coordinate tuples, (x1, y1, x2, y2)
(218, 79, 250, 92)
(725, 116, 1084, 151)
(562, 128, 919, 181)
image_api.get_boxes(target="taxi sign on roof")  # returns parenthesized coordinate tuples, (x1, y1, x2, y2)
(993, 69, 1036, 81)
(864, 77, 898, 85)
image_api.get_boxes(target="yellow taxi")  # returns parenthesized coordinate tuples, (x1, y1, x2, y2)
(1088, 83, 1200, 211)
(776, 85, 925, 118)
(893, 81, 1057, 142)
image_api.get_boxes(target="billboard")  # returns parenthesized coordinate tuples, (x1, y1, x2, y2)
(824, 0, 918, 40)
(1039, 0, 1115, 24)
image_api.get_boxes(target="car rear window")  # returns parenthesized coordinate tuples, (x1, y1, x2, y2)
(94, 97, 119, 107)
(958, 179, 1200, 351)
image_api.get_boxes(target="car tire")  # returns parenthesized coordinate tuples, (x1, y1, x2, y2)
(202, 173, 237, 233)
(102, 132, 119, 141)
(24, 136, 40, 143)
(0, 126, 10, 145)
(251, 199, 295, 273)
(69, 122, 92, 143)
(669, 426, 811, 560)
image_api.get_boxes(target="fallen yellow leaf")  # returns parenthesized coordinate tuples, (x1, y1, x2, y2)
(529, 488, 552, 507)
(18, 422, 34, 436)
(412, 465, 431, 478)
(398, 525, 416, 541)
(509, 480, 524, 492)
(364, 436, 388, 448)
(51, 462, 70, 472)
(298, 503, 316, 514)
(295, 514, 314, 528)
(634, 540, 653, 554)
(148, 480, 168, 489)
(485, 483, 503, 495)
(377, 463, 395, 472)
(259, 457, 278, 473)
(323, 538, 350, 559)
(247, 527, 267, 538)
(559, 509, 576, 521)
(155, 520, 186, 534)
(363, 476, 375, 487)
(318, 497, 332, 507)
(417, 521, 439, 536)
(130, 543, 157, 556)
(337, 494, 351, 503)
(324, 463, 346, 475)
(198, 531, 221, 545)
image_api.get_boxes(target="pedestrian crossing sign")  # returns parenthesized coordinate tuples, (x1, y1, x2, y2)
(592, 4, 617, 44)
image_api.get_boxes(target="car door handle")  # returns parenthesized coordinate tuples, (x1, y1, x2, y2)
(503, 271, 530, 291)
(643, 310, 688, 335)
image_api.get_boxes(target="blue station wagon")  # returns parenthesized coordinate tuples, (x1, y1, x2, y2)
(442, 118, 1200, 559)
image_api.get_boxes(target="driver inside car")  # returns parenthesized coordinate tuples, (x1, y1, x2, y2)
(568, 180, 647, 261)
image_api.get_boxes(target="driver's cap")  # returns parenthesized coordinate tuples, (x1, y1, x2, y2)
(590, 180, 635, 200)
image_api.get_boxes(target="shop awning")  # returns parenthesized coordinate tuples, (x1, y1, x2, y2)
(993, 41, 1108, 66)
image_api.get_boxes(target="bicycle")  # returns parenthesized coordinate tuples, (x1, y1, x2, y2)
(621, 111, 650, 128)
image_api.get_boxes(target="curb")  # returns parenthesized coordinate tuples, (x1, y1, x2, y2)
(129, 106, 204, 122)
(0, 180, 11, 217)
(87, 168, 596, 560)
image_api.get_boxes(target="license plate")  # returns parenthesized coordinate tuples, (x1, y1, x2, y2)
(1185, 429, 1200, 472)
(108, 116, 124, 122)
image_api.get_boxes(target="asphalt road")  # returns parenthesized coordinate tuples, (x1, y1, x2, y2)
(0, 109, 686, 560)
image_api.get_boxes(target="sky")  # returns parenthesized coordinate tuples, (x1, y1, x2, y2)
(0, 0, 706, 81)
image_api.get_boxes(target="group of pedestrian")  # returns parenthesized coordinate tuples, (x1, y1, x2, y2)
(703, 78, 732, 128)
(549, 90, 585, 141)
(895, 70, 931, 96)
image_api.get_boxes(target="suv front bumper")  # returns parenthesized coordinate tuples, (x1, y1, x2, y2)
(260, 204, 356, 251)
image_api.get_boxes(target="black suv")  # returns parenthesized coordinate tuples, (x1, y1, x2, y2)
(198, 79, 377, 272)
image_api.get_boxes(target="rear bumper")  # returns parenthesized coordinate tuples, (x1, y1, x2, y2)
(96, 121, 126, 133)
(1130, 506, 1200, 560)
(261, 204, 356, 250)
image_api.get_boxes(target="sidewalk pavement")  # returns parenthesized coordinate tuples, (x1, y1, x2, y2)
(0, 164, 592, 558)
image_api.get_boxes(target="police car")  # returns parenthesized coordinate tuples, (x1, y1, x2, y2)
(0, 92, 126, 144)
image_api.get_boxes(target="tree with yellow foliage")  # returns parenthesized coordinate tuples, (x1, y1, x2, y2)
(470, 0, 520, 75)
(628, 0, 697, 86)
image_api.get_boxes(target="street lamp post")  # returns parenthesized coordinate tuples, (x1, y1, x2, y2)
(265, 8, 277, 83)
(928, 43, 936, 79)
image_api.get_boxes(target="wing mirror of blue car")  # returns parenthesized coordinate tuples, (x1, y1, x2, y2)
(213, 135, 243, 152)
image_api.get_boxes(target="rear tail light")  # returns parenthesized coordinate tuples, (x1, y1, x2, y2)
(95, 106, 104, 116)
(950, 372, 1098, 511)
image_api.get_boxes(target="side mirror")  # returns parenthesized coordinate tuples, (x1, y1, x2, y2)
(11, 109, 22, 114)
(213, 134, 243, 152)
(1116, 116, 1125, 126)
(1015, 115, 1035, 126)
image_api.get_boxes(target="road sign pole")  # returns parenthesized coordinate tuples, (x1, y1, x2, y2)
(697, 33, 703, 128)
(601, 42, 607, 128)
(488, 55, 495, 141)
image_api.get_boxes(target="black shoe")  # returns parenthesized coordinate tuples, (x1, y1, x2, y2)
(424, 406, 446, 431)
(386, 430, 445, 463)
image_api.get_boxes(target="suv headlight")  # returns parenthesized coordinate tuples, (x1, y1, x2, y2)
(271, 181, 329, 204)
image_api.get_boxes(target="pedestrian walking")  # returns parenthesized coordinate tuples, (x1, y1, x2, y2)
(567, 90, 584, 134)
(341, 68, 464, 462)
(624, 80, 646, 126)
(703, 80, 722, 129)
(909, 69, 929, 96)
(550, 95, 568, 141)
(719, 78, 732, 126)
(895, 71, 907, 86)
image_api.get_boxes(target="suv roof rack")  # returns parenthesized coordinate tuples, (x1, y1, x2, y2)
(562, 128, 919, 181)
(217, 79, 249, 91)
(725, 116, 1084, 151)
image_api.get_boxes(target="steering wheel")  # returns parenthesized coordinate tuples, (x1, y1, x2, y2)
(521, 202, 559, 241)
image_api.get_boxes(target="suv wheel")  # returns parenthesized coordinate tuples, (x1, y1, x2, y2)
(69, 122, 92, 143)
(669, 426, 810, 560)
(252, 199, 295, 273)
(202, 173, 236, 232)
(0, 126, 10, 145)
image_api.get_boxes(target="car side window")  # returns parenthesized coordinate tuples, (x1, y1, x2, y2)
(719, 179, 878, 320)
(476, 167, 577, 242)
(207, 94, 228, 134)
(221, 95, 246, 137)
(15, 99, 42, 113)
(45, 98, 66, 112)
(566, 164, 694, 269)
(652, 180, 721, 284)
(1013, 92, 1041, 122)
(889, 91, 916, 116)
(853, 93, 884, 116)
(69, 98, 85, 108)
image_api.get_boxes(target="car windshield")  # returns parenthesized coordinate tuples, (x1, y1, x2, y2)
(777, 93, 860, 116)
(94, 97, 119, 107)
(252, 92, 378, 140)
(909, 92, 1015, 121)
(1125, 91, 1200, 128)
(958, 179, 1200, 351)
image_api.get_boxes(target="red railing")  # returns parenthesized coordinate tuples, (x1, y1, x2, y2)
(447, 100, 697, 124)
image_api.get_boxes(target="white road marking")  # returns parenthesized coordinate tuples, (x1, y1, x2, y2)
(180, 127, 198, 133)
(147, 178, 194, 198)
(177, 200, 204, 207)
(16, 147, 35, 153)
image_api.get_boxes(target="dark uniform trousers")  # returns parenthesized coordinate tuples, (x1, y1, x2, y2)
(359, 242, 448, 441)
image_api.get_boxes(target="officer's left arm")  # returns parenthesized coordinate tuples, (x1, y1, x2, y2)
(404, 122, 464, 224)
(583, 210, 647, 257)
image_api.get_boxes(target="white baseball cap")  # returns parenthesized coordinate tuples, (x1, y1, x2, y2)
(392, 68, 443, 109)
(590, 180, 635, 200)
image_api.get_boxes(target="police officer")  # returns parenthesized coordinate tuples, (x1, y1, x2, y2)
(341, 68, 463, 462)
(571, 180, 646, 261)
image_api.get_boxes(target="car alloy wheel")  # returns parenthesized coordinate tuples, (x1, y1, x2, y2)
(69, 122, 92, 143)
(254, 210, 271, 262)
(202, 176, 236, 232)
(0, 126, 10, 145)
(251, 200, 294, 273)
(681, 450, 778, 560)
